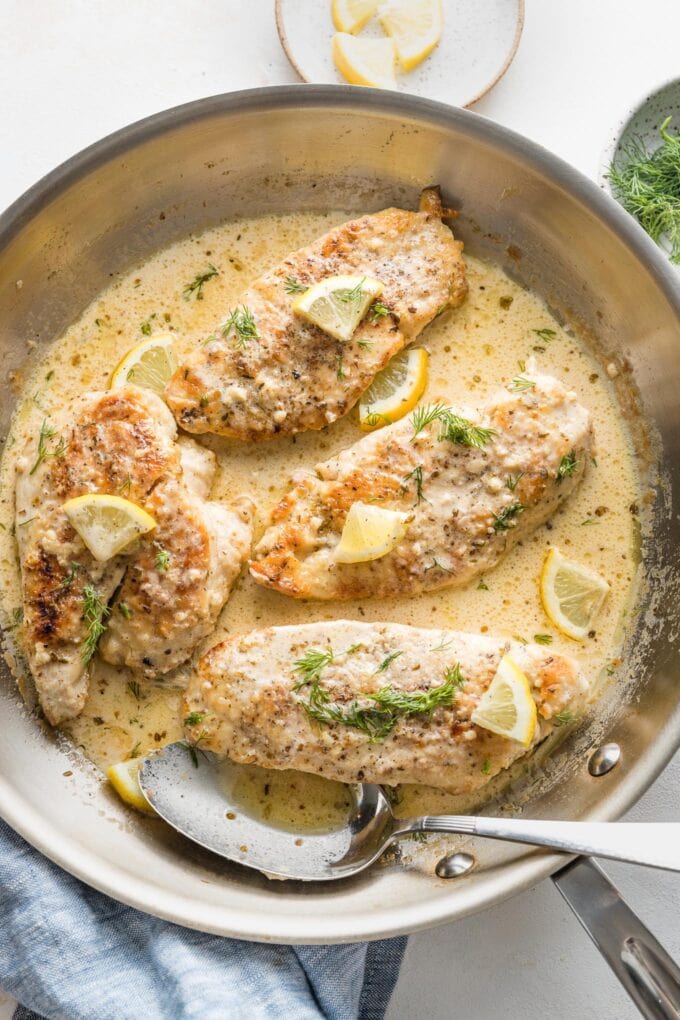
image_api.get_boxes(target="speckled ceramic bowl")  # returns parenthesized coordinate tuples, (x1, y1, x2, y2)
(599, 76, 680, 265)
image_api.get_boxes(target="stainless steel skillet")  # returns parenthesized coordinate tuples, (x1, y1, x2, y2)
(0, 87, 678, 965)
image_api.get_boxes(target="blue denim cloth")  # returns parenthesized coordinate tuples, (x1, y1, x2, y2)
(0, 820, 406, 1020)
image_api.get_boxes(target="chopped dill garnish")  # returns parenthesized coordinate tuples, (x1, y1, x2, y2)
(362, 410, 390, 428)
(81, 585, 109, 663)
(183, 263, 219, 301)
(9, 606, 23, 630)
(29, 419, 68, 475)
(336, 354, 345, 380)
(509, 375, 536, 392)
(140, 320, 152, 336)
(533, 328, 557, 343)
(45, 370, 54, 382)
(298, 664, 465, 742)
(513, 634, 528, 645)
(607, 117, 680, 263)
(336, 277, 366, 304)
(60, 562, 80, 589)
(222, 305, 259, 348)
(94, 318, 105, 328)
(533, 633, 553, 645)
(553, 708, 575, 726)
(376, 650, 403, 673)
(401, 465, 426, 504)
(477, 579, 489, 591)
(482, 757, 492, 775)
(518, 359, 526, 372)
(284, 276, 307, 294)
(411, 403, 496, 449)
(357, 338, 374, 351)
(506, 472, 524, 492)
(492, 502, 525, 531)
(581, 518, 599, 526)
(155, 546, 170, 572)
(199, 394, 209, 408)
(127, 680, 141, 701)
(179, 733, 209, 768)
(184, 711, 207, 727)
(128, 742, 141, 759)
(369, 301, 389, 321)
(117, 474, 132, 496)
(118, 602, 133, 619)
(557, 450, 578, 482)
(293, 647, 335, 688)
(410, 832, 428, 843)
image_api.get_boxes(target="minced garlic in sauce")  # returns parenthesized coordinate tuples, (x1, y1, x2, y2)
(0, 211, 641, 826)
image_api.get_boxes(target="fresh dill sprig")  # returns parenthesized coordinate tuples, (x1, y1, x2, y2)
(293, 647, 335, 688)
(533, 633, 553, 645)
(81, 585, 109, 663)
(607, 117, 680, 263)
(362, 410, 390, 428)
(284, 276, 307, 294)
(553, 708, 575, 726)
(155, 546, 170, 572)
(29, 419, 68, 475)
(557, 450, 578, 482)
(369, 301, 389, 321)
(401, 465, 426, 505)
(299, 664, 465, 743)
(222, 305, 259, 348)
(509, 375, 536, 393)
(183, 264, 219, 301)
(184, 711, 207, 726)
(506, 472, 524, 492)
(375, 650, 403, 673)
(179, 732, 209, 768)
(492, 502, 525, 531)
(127, 680, 141, 701)
(357, 338, 374, 351)
(336, 277, 366, 304)
(9, 607, 23, 630)
(411, 403, 496, 449)
(59, 561, 80, 590)
(533, 328, 557, 343)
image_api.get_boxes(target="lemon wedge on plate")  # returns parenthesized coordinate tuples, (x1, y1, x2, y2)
(332, 34, 398, 90)
(471, 655, 538, 746)
(334, 502, 410, 563)
(109, 332, 177, 395)
(107, 755, 155, 814)
(540, 547, 610, 640)
(332, 0, 379, 32)
(63, 493, 157, 561)
(378, 0, 443, 71)
(359, 347, 428, 430)
(292, 274, 383, 342)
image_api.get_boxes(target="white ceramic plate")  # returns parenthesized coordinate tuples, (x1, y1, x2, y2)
(276, 0, 524, 107)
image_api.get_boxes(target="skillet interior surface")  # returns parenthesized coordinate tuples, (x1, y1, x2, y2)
(0, 85, 678, 944)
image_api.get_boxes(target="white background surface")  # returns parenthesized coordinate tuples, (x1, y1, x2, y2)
(1, 2, 679, 1018)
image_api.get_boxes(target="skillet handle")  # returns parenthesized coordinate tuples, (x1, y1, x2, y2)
(552, 858, 680, 1020)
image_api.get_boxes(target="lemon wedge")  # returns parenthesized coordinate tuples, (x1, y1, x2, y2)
(540, 547, 610, 640)
(107, 755, 155, 814)
(378, 0, 443, 71)
(109, 333, 177, 395)
(63, 493, 157, 561)
(334, 502, 410, 563)
(332, 0, 379, 32)
(359, 347, 428, 430)
(471, 655, 538, 747)
(292, 274, 383, 342)
(332, 33, 398, 90)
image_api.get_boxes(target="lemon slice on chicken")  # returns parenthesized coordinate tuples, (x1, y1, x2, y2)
(332, 34, 398, 90)
(471, 655, 538, 746)
(107, 755, 155, 814)
(334, 502, 410, 563)
(378, 0, 444, 71)
(332, 0, 380, 32)
(359, 347, 428, 430)
(292, 274, 383, 342)
(63, 493, 157, 561)
(109, 333, 177, 395)
(540, 547, 610, 640)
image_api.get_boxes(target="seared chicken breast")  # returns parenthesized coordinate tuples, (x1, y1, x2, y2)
(183, 622, 589, 793)
(14, 387, 178, 725)
(165, 188, 467, 440)
(100, 439, 253, 681)
(250, 367, 592, 601)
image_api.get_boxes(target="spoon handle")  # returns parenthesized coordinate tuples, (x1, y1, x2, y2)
(397, 818, 680, 872)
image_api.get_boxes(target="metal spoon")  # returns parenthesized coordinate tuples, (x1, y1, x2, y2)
(139, 742, 680, 882)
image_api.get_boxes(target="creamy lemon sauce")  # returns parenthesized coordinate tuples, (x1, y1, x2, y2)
(0, 211, 641, 828)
